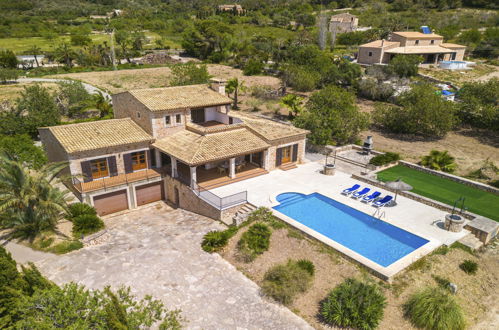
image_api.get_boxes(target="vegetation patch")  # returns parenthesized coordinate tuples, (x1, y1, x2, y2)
(368, 152, 401, 166)
(237, 223, 271, 262)
(404, 287, 465, 330)
(47, 240, 83, 254)
(72, 214, 104, 237)
(201, 226, 238, 253)
(261, 259, 314, 305)
(320, 278, 386, 330)
(450, 241, 476, 255)
(459, 259, 478, 275)
(377, 165, 499, 221)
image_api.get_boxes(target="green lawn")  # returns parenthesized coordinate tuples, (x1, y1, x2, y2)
(377, 165, 499, 221)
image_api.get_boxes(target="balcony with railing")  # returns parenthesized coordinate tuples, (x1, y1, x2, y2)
(72, 167, 166, 193)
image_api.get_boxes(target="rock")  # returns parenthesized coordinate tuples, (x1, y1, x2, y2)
(449, 283, 458, 294)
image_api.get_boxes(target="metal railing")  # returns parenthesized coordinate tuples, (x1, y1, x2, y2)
(72, 168, 163, 193)
(192, 182, 248, 210)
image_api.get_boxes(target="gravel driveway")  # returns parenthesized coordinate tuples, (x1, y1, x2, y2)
(36, 203, 311, 330)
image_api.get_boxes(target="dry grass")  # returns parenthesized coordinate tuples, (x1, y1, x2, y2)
(221, 226, 498, 329)
(48, 64, 281, 94)
(419, 64, 498, 86)
(0, 82, 59, 105)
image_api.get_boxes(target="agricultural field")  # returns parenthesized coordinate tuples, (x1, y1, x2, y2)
(377, 165, 499, 221)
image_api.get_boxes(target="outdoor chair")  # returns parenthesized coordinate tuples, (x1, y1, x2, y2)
(352, 187, 370, 199)
(373, 195, 393, 208)
(341, 184, 360, 195)
(361, 191, 381, 203)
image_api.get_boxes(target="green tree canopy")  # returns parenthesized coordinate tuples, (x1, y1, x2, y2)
(373, 83, 456, 137)
(457, 78, 499, 131)
(170, 63, 211, 86)
(182, 19, 234, 61)
(387, 55, 423, 78)
(0, 134, 47, 169)
(0, 50, 18, 69)
(56, 80, 92, 117)
(294, 86, 369, 145)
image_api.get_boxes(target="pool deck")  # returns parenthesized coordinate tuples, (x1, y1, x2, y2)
(211, 161, 469, 281)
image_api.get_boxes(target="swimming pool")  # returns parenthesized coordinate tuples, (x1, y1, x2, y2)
(273, 192, 429, 267)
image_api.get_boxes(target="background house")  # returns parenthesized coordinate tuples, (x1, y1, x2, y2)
(329, 13, 358, 34)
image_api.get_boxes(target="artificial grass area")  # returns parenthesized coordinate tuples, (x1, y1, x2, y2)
(377, 165, 499, 221)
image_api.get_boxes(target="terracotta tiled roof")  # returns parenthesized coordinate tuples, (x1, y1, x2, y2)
(359, 40, 399, 48)
(392, 31, 443, 39)
(233, 113, 309, 142)
(41, 118, 153, 154)
(441, 43, 466, 49)
(385, 46, 454, 54)
(125, 85, 232, 112)
(330, 13, 356, 22)
(153, 128, 269, 166)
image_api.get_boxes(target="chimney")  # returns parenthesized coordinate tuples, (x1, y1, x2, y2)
(210, 78, 226, 95)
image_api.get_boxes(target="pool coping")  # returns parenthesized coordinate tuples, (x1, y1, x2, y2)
(269, 190, 442, 282)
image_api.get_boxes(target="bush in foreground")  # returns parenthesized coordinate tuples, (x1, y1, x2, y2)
(262, 259, 314, 305)
(459, 259, 478, 275)
(369, 152, 401, 166)
(72, 214, 104, 236)
(320, 278, 386, 330)
(404, 287, 465, 330)
(237, 223, 271, 262)
(68, 202, 97, 221)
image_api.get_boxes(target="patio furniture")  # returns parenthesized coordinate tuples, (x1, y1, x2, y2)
(373, 195, 393, 208)
(217, 166, 226, 175)
(341, 184, 360, 195)
(352, 187, 370, 199)
(361, 191, 381, 203)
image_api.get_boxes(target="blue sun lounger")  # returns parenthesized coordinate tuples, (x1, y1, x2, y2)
(361, 191, 381, 203)
(341, 184, 360, 195)
(352, 187, 370, 199)
(373, 195, 393, 208)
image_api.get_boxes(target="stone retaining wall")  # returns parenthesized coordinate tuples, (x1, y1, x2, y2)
(399, 161, 499, 195)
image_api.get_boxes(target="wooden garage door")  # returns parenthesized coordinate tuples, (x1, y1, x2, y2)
(93, 190, 128, 216)
(136, 182, 164, 206)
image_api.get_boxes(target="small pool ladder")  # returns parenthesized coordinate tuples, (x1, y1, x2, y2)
(373, 209, 385, 220)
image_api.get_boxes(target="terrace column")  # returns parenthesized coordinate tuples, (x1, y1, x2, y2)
(171, 158, 177, 178)
(229, 158, 236, 179)
(155, 149, 162, 168)
(190, 166, 197, 189)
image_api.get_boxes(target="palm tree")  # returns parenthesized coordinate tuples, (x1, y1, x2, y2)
(91, 91, 113, 118)
(226, 77, 246, 109)
(29, 45, 42, 67)
(55, 42, 75, 68)
(0, 153, 70, 241)
(420, 150, 457, 173)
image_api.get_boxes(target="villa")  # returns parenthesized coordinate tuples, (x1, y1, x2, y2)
(39, 79, 308, 218)
(329, 13, 358, 33)
(357, 29, 466, 65)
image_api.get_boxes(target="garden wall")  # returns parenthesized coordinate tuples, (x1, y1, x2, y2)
(398, 161, 499, 195)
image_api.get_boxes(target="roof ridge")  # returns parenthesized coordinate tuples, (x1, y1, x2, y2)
(45, 118, 130, 130)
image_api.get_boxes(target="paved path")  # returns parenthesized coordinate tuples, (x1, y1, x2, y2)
(1, 240, 54, 264)
(35, 203, 312, 330)
(17, 78, 111, 99)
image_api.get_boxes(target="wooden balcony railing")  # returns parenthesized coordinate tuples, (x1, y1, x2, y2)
(72, 168, 164, 193)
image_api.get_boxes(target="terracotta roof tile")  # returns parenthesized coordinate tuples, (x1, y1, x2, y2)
(393, 31, 443, 39)
(153, 128, 269, 166)
(126, 85, 232, 112)
(233, 113, 309, 142)
(41, 118, 153, 154)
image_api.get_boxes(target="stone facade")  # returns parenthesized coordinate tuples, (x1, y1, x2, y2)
(113, 92, 155, 134)
(266, 137, 307, 171)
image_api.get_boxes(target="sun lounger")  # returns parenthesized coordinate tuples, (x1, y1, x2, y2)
(352, 187, 370, 199)
(341, 184, 360, 195)
(373, 195, 393, 208)
(361, 191, 381, 203)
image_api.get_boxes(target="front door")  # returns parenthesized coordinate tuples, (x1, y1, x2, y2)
(281, 146, 291, 164)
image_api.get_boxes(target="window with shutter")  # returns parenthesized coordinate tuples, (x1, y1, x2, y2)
(276, 148, 282, 167)
(292, 144, 298, 162)
(81, 161, 92, 183)
(107, 156, 118, 177)
(90, 158, 109, 179)
(124, 153, 133, 174)
(131, 151, 147, 171)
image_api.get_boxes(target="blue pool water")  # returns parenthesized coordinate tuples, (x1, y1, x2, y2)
(273, 192, 429, 267)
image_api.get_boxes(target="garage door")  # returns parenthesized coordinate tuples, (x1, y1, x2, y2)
(93, 190, 128, 216)
(136, 182, 164, 206)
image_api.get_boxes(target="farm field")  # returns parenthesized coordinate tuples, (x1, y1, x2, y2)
(377, 165, 499, 221)
(0, 82, 59, 104)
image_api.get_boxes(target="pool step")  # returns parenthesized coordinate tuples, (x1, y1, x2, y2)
(233, 203, 258, 226)
(279, 163, 297, 171)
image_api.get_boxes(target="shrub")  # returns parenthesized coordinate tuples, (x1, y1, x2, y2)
(49, 240, 83, 254)
(358, 78, 395, 101)
(296, 259, 315, 275)
(248, 207, 285, 229)
(68, 202, 97, 221)
(261, 259, 314, 305)
(72, 214, 104, 236)
(404, 287, 465, 330)
(237, 223, 271, 262)
(320, 278, 386, 330)
(243, 59, 264, 75)
(459, 260, 478, 275)
(369, 152, 401, 166)
(386, 55, 423, 77)
(201, 226, 238, 253)
(420, 150, 457, 173)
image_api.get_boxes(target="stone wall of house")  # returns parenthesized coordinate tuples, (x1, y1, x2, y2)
(39, 128, 70, 176)
(68, 142, 152, 177)
(151, 109, 188, 138)
(112, 92, 155, 134)
(399, 161, 499, 195)
(266, 137, 307, 171)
